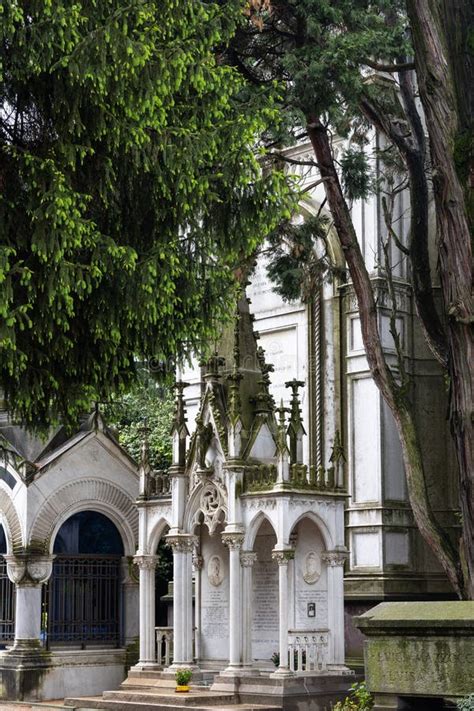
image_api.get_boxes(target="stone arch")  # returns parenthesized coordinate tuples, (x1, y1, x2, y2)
(244, 510, 278, 550)
(288, 510, 334, 551)
(0, 487, 23, 553)
(148, 516, 172, 555)
(299, 199, 345, 269)
(29, 478, 138, 556)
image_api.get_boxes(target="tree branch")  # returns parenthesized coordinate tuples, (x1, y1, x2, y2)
(360, 93, 449, 367)
(306, 118, 463, 597)
(364, 59, 415, 72)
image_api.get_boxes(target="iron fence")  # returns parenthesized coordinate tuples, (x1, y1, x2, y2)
(44, 555, 122, 647)
(0, 558, 15, 644)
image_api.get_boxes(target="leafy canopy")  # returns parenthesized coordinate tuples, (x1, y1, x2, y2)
(104, 376, 174, 471)
(0, 0, 294, 426)
(231, 0, 409, 294)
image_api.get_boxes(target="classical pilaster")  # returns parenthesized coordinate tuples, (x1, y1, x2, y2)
(222, 531, 245, 671)
(166, 534, 196, 667)
(4, 554, 55, 650)
(193, 553, 203, 662)
(240, 551, 257, 668)
(134, 554, 158, 666)
(121, 557, 139, 645)
(322, 550, 348, 665)
(271, 548, 295, 676)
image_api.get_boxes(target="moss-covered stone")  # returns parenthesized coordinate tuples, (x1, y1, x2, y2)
(356, 602, 474, 702)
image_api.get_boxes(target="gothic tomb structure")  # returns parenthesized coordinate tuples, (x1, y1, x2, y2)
(133, 295, 353, 702)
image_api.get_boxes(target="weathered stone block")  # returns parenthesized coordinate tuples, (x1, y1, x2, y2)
(356, 601, 474, 707)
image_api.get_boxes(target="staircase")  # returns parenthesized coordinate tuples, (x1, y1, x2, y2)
(64, 669, 280, 711)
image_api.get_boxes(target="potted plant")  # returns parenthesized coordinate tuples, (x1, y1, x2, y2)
(175, 667, 193, 693)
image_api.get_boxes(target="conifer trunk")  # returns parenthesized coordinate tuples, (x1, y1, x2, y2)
(406, 0, 473, 599)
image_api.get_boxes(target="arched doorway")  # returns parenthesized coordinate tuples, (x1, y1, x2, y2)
(45, 511, 124, 648)
(0, 523, 15, 646)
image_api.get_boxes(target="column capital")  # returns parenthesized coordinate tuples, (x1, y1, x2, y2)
(322, 549, 349, 567)
(272, 548, 295, 565)
(166, 533, 197, 553)
(221, 531, 245, 550)
(240, 551, 257, 567)
(193, 553, 204, 570)
(134, 554, 158, 570)
(4, 553, 55, 585)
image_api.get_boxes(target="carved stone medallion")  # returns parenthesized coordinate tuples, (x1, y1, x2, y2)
(207, 554, 224, 587)
(303, 551, 321, 584)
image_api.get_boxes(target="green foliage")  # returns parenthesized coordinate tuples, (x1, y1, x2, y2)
(0, 0, 296, 427)
(332, 682, 374, 711)
(231, 0, 409, 141)
(457, 694, 474, 711)
(104, 376, 174, 471)
(265, 214, 337, 303)
(340, 147, 374, 202)
(175, 668, 193, 685)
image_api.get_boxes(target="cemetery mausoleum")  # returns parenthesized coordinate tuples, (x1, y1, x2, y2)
(0, 138, 457, 707)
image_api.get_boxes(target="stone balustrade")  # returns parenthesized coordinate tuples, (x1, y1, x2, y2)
(155, 626, 173, 667)
(151, 471, 171, 497)
(288, 631, 329, 673)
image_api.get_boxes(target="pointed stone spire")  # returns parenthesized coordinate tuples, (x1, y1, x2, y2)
(329, 429, 346, 489)
(227, 306, 243, 425)
(256, 346, 276, 410)
(202, 352, 225, 384)
(275, 400, 290, 484)
(171, 381, 190, 468)
(285, 379, 306, 464)
(138, 418, 152, 499)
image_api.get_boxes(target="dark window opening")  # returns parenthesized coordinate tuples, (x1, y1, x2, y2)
(45, 511, 124, 648)
(155, 536, 173, 627)
(0, 524, 15, 645)
(0, 466, 16, 490)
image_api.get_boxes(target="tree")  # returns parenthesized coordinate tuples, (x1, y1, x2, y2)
(230, 0, 472, 597)
(0, 0, 293, 427)
(104, 375, 174, 471)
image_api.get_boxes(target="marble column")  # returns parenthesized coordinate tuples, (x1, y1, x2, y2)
(166, 534, 196, 667)
(4, 554, 55, 650)
(193, 553, 203, 663)
(240, 551, 257, 669)
(122, 557, 139, 645)
(222, 531, 245, 671)
(272, 548, 295, 676)
(322, 550, 348, 666)
(134, 554, 158, 666)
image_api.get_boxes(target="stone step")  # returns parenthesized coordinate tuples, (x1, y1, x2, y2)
(66, 700, 279, 711)
(102, 690, 235, 706)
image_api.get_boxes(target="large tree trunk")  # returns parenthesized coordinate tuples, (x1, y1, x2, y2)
(406, 0, 474, 599)
(307, 118, 466, 597)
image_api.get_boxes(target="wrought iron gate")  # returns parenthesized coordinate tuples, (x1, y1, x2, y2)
(44, 555, 122, 646)
(0, 558, 15, 644)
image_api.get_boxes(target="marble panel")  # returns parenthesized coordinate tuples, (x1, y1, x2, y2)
(200, 526, 229, 660)
(252, 527, 278, 662)
(351, 377, 381, 502)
